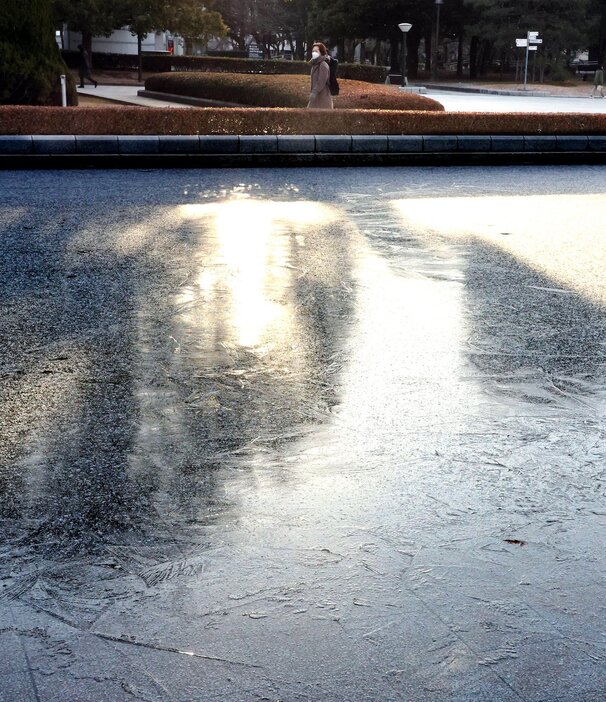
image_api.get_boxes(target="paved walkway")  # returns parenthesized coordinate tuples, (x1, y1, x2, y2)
(77, 84, 189, 108)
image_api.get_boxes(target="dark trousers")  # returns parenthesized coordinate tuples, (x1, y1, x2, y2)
(79, 69, 95, 86)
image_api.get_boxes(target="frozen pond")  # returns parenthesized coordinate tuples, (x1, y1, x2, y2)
(1, 166, 605, 701)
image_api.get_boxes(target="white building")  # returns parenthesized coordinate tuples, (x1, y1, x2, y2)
(60, 26, 184, 55)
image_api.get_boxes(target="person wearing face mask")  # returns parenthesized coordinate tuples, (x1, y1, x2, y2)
(307, 42, 333, 109)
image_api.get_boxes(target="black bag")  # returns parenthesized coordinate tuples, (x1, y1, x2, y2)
(328, 57, 340, 96)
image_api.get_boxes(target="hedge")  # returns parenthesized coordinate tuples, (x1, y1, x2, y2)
(144, 73, 444, 111)
(2, 106, 606, 136)
(60, 50, 389, 83)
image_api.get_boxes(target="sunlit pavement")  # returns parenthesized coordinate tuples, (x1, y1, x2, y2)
(1, 167, 606, 701)
(428, 89, 606, 112)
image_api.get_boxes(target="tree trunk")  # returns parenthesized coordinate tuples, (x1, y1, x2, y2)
(389, 32, 400, 74)
(345, 39, 355, 63)
(425, 31, 432, 72)
(137, 33, 142, 83)
(456, 30, 464, 78)
(295, 32, 305, 60)
(539, 54, 545, 83)
(232, 34, 246, 51)
(82, 31, 93, 62)
(469, 35, 478, 79)
(479, 39, 491, 77)
(378, 41, 388, 67)
(599, 3, 606, 66)
(408, 32, 421, 80)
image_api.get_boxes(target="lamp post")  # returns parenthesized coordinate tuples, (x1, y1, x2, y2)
(398, 22, 412, 87)
(431, 0, 443, 82)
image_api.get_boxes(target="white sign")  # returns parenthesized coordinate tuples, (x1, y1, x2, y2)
(528, 46, 538, 51)
(529, 38, 543, 44)
(516, 38, 527, 47)
(528, 31, 539, 39)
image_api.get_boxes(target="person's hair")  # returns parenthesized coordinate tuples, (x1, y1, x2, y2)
(312, 42, 328, 56)
(77, 44, 83, 50)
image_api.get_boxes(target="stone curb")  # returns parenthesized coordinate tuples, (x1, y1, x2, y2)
(1, 134, 605, 167)
(1, 134, 603, 155)
(428, 84, 551, 97)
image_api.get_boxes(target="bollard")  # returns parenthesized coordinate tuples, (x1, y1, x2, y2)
(60, 74, 67, 107)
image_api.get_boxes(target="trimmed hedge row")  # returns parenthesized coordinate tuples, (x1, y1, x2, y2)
(144, 73, 444, 111)
(2, 106, 606, 136)
(61, 50, 389, 83)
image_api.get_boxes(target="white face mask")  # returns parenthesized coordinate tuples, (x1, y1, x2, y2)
(311, 51, 320, 59)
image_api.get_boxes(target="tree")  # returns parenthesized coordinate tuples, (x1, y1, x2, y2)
(587, 0, 606, 64)
(0, 0, 78, 104)
(283, 0, 310, 60)
(171, 1, 228, 55)
(352, 0, 431, 76)
(53, 0, 120, 55)
(117, 0, 226, 79)
(212, 0, 254, 51)
(464, 0, 592, 79)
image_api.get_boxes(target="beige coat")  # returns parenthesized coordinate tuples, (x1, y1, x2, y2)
(307, 58, 333, 109)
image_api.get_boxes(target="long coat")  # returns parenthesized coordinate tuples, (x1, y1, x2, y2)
(308, 58, 333, 109)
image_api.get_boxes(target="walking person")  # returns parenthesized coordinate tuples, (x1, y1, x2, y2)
(77, 44, 98, 88)
(591, 65, 604, 98)
(307, 42, 333, 109)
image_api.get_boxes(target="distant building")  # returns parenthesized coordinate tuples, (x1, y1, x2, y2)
(58, 25, 184, 55)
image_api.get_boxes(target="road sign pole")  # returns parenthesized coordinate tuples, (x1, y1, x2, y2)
(524, 31, 530, 90)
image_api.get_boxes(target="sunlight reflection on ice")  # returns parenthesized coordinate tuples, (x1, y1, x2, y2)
(178, 200, 337, 348)
(391, 194, 606, 305)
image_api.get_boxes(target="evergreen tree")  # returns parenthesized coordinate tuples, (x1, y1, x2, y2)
(53, 0, 120, 55)
(465, 0, 592, 78)
(0, 0, 78, 104)
(116, 0, 226, 79)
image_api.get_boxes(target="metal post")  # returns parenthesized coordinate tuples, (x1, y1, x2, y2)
(60, 74, 67, 106)
(524, 31, 530, 90)
(398, 23, 412, 88)
(401, 36, 407, 87)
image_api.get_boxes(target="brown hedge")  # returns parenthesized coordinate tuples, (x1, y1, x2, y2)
(1, 106, 606, 136)
(144, 73, 444, 111)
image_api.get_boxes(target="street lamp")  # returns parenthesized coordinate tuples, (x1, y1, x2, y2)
(398, 22, 412, 87)
(431, 0, 443, 82)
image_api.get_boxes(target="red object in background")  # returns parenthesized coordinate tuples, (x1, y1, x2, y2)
(168, 39, 174, 54)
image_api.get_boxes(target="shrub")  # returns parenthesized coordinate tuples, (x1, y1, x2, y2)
(144, 73, 444, 111)
(2, 106, 606, 136)
(60, 51, 389, 83)
(62, 50, 165, 73)
(1, 0, 77, 105)
(206, 50, 249, 59)
(170, 56, 389, 83)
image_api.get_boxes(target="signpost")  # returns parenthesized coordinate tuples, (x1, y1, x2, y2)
(517, 31, 542, 90)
